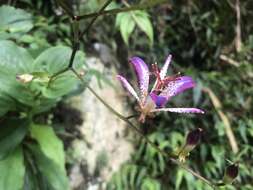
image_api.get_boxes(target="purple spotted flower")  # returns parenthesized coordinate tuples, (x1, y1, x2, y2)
(117, 55, 204, 123)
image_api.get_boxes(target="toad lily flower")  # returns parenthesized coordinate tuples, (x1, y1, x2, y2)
(117, 55, 204, 123)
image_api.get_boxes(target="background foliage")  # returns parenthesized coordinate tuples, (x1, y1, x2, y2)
(0, 0, 252, 190)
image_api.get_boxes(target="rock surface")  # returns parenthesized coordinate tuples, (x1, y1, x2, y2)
(67, 57, 133, 190)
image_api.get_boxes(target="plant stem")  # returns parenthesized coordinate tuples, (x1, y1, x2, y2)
(79, 0, 114, 38)
(77, 0, 167, 21)
(71, 69, 215, 188)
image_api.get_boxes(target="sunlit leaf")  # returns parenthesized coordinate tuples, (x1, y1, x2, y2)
(30, 124, 65, 171)
(116, 12, 136, 45)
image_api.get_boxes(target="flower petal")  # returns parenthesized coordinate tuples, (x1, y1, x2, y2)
(149, 92, 167, 108)
(160, 54, 172, 80)
(129, 57, 149, 102)
(160, 76, 195, 99)
(151, 108, 205, 114)
(117, 75, 140, 102)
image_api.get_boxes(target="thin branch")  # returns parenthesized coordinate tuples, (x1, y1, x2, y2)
(235, 0, 242, 52)
(202, 87, 239, 154)
(77, 0, 167, 21)
(79, 0, 114, 38)
(219, 54, 240, 67)
(55, 0, 74, 18)
(125, 114, 139, 120)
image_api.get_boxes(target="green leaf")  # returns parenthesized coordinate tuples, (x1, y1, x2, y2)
(0, 5, 33, 34)
(33, 46, 84, 74)
(0, 40, 34, 72)
(133, 11, 153, 45)
(30, 124, 65, 171)
(141, 178, 161, 190)
(42, 71, 79, 99)
(175, 169, 184, 190)
(0, 118, 28, 160)
(0, 40, 35, 112)
(28, 144, 69, 190)
(0, 146, 25, 190)
(116, 12, 136, 45)
(32, 46, 86, 98)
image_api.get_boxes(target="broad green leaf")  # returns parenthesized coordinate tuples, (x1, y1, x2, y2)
(41, 71, 79, 98)
(30, 124, 65, 171)
(33, 46, 86, 98)
(0, 40, 35, 112)
(33, 46, 84, 74)
(0, 40, 34, 73)
(28, 144, 69, 190)
(0, 147, 25, 190)
(117, 12, 136, 45)
(0, 5, 33, 33)
(133, 11, 153, 45)
(0, 118, 28, 160)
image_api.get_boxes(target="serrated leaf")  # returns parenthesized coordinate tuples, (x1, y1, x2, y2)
(30, 124, 65, 171)
(0, 118, 28, 160)
(0, 146, 25, 190)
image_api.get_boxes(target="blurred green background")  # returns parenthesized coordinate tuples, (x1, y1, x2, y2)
(0, 0, 252, 189)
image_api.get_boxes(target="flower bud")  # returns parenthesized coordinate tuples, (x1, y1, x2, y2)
(16, 74, 34, 83)
(223, 163, 239, 184)
(178, 128, 203, 162)
(186, 128, 203, 146)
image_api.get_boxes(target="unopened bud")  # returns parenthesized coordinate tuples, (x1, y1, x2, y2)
(16, 74, 34, 83)
(186, 128, 203, 146)
(178, 128, 203, 162)
(223, 163, 239, 184)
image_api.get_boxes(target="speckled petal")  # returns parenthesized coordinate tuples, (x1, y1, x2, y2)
(129, 57, 150, 102)
(117, 75, 140, 102)
(151, 108, 205, 114)
(160, 76, 195, 100)
(149, 92, 167, 108)
(160, 54, 172, 80)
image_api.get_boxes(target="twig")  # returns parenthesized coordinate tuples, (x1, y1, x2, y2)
(235, 0, 242, 52)
(77, 0, 167, 21)
(219, 54, 240, 67)
(55, 0, 74, 18)
(79, 0, 114, 37)
(125, 114, 139, 120)
(202, 87, 239, 154)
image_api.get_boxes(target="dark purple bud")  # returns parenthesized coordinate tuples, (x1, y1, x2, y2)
(223, 163, 239, 183)
(186, 128, 203, 146)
